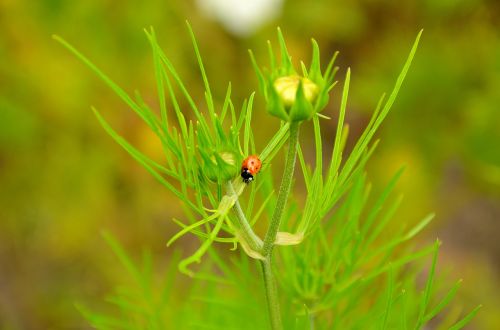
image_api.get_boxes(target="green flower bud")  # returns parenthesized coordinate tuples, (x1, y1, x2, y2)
(201, 150, 242, 183)
(269, 75, 320, 121)
(249, 28, 338, 123)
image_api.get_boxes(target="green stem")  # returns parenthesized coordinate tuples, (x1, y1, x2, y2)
(260, 121, 301, 330)
(261, 257, 283, 330)
(226, 181, 263, 252)
(262, 121, 300, 256)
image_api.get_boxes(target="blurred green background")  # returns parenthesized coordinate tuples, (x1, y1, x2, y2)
(1, 0, 499, 329)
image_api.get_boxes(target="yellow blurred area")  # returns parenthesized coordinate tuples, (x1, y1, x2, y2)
(1, 0, 499, 328)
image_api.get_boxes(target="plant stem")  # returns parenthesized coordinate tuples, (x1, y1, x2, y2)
(262, 121, 300, 256)
(226, 181, 263, 252)
(260, 121, 301, 330)
(261, 257, 283, 330)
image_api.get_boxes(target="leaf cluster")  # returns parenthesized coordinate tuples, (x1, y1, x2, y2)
(53, 23, 290, 275)
(54, 25, 481, 329)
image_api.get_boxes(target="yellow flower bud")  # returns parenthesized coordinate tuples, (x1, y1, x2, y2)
(273, 75, 319, 108)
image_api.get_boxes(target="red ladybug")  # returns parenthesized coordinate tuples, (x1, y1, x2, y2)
(241, 155, 262, 183)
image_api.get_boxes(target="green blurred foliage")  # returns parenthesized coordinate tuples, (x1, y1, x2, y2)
(0, 0, 498, 328)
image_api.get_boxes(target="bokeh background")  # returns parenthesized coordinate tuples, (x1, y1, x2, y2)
(1, 0, 499, 328)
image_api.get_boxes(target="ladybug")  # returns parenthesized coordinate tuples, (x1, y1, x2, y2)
(241, 155, 262, 183)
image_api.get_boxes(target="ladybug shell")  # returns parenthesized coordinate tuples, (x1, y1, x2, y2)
(241, 155, 262, 175)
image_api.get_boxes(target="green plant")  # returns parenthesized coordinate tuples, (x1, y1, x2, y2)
(54, 23, 481, 329)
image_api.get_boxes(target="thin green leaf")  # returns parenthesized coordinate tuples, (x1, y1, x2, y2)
(244, 93, 255, 156)
(415, 239, 441, 329)
(259, 122, 290, 162)
(448, 305, 482, 330)
(186, 21, 216, 122)
(178, 214, 227, 277)
(101, 231, 141, 286)
(171, 218, 236, 244)
(146, 27, 169, 131)
(53, 35, 156, 130)
(423, 279, 463, 323)
(380, 265, 395, 330)
(339, 30, 422, 189)
(92, 107, 199, 213)
(220, 82, 232, 123)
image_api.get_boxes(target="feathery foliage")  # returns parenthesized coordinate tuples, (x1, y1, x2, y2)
(54, 24, 480, 329)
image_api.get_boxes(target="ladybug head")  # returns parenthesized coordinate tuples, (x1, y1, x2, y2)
(241, 168, 254, 184)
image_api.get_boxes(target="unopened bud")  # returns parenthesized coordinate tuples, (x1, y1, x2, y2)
(273, 75, 319, 107)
